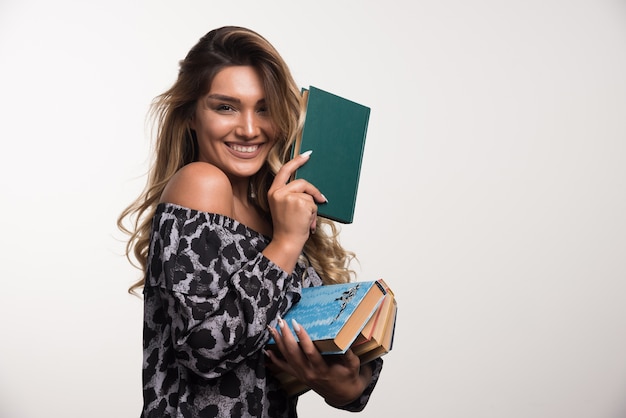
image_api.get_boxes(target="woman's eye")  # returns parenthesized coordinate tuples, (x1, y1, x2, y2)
(216, 104, 235, 112)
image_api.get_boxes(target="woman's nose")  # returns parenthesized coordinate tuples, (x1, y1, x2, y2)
(235, 111, 261, 139)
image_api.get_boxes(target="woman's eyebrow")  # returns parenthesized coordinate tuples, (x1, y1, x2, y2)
(206, 94, 267, 105)
(206, 94, 241, 103)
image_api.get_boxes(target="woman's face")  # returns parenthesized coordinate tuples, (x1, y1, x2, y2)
(191, 65, 277, 182)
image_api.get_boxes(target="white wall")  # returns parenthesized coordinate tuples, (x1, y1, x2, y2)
(1, 1, 625, 417)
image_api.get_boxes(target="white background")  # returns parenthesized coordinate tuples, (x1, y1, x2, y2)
(1, 1, 625, 417)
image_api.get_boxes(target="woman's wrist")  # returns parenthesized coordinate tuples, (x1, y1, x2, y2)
(262, 238, 304, 274)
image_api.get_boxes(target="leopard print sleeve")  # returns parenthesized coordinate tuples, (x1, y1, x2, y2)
(331, 357, 384, 412)
(145, 203, 302, 380)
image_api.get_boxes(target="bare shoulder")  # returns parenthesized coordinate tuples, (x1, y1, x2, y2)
(160, 162, 234, 216)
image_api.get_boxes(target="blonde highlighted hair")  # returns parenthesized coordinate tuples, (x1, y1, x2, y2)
(117, 26, 354, 294)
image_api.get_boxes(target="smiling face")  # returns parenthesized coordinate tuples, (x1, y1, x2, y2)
(191, 65, 277, 184)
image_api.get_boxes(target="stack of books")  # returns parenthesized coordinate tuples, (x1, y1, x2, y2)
(267, 279, 397, 396)
(268, 87, 396, 396)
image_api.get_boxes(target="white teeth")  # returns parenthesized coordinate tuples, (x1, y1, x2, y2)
(231, 144, 259, 153)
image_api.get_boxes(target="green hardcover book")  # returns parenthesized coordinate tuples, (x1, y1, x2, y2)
(292, 86, 370, 224)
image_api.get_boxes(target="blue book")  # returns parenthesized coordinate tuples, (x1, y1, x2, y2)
(268, 280, 387, 354)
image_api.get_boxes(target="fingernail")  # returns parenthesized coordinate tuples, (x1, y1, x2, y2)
(262, 349, 270, 357)
(291, 318, 301, 333)
(300, 150, 313, 158)
(321, 194, 328, 203)
(278, 316, 285, 328)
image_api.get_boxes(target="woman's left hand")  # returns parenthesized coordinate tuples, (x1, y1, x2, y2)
(265, 318, 371, 406)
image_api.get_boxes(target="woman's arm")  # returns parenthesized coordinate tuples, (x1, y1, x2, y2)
(146, 204, 302, 380)
(263, 150, 326, 273)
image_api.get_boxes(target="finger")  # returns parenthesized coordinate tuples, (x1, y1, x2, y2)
(339, 348, 361, 369)
(273, 178, 328, 206)
(291, 319, 324, 365)
(269, 151, 328, 203)
(264, 348, 296, 376)
(271, 150, 313, 188)
(277, 317, 300, 351)
(269, 317, 299, 358)
(267, 322, 286, 355)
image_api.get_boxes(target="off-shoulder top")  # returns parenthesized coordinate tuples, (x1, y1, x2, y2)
(141, 202, 382, 418)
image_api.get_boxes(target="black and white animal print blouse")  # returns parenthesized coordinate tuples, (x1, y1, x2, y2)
(141, 203, 382, 418)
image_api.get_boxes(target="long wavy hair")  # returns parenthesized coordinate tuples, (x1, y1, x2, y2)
(117, 26, 354, 294)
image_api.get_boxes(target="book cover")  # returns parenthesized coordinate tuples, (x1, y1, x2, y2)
(267, 280, 386, 354)
(292, 86, 370, 224)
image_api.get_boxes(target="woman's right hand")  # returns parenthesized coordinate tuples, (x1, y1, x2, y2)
(262, 151, 326, 273)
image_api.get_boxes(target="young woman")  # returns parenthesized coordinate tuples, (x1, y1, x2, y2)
(118, 26, 383, 418)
